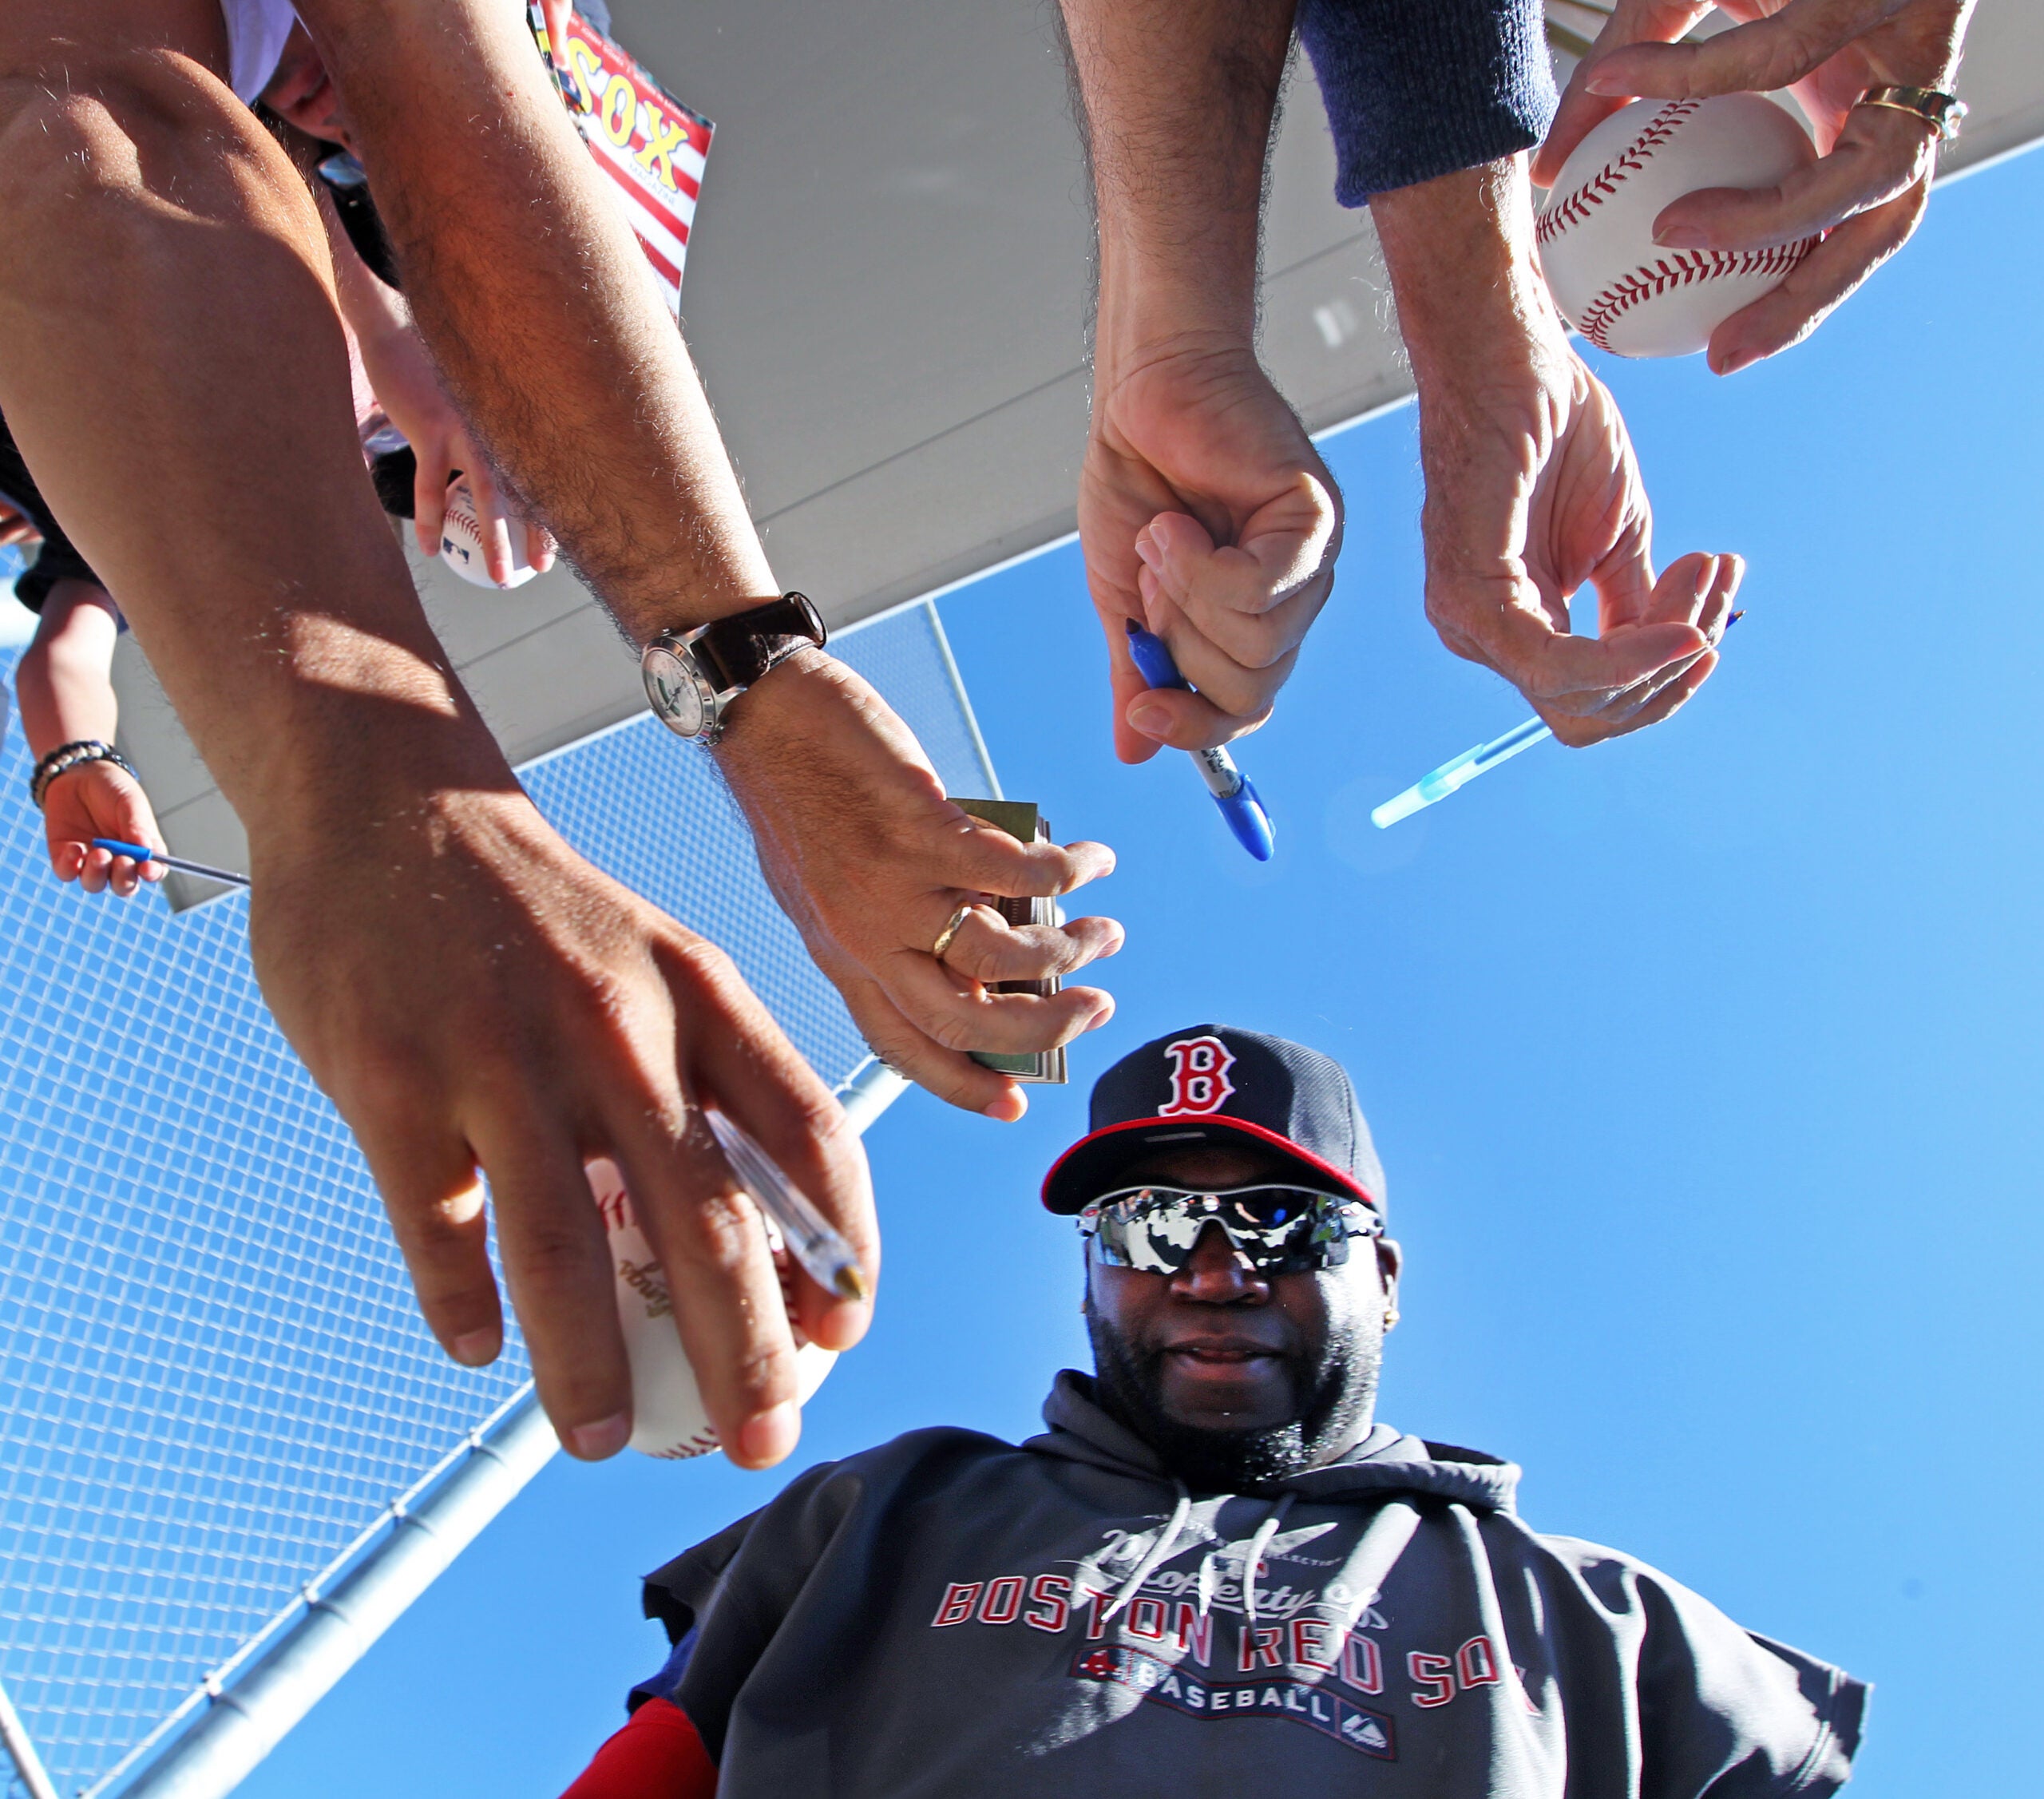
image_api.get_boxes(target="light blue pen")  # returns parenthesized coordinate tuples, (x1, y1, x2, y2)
(1123, 621, 1275, 861)
(1370, 719, 1551, 828)
(91, 838, 251, 888)
(1373, 610, 1744, 829)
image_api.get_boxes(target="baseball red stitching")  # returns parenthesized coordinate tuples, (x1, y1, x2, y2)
(1536, 100, 1701, 247)
(647, 1425, 721, 1459)
(1575, 240, 1813, 350)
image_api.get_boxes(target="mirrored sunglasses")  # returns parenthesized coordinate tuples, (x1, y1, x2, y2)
(1079, 1183, 1380, 1277)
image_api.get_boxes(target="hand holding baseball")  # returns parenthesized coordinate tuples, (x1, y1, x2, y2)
(1537, 0, 1976, 374)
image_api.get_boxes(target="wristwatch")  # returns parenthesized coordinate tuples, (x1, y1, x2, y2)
(641, 592, 827, 744)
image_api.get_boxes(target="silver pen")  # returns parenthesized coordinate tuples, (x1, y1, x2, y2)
(705, 1108, 869, 1303)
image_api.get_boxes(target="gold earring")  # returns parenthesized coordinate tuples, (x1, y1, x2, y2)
(1382, 1307, 1400, 1331)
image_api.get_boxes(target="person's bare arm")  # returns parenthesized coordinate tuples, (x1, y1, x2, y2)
(14, 580, 166, 896)
(1372, 159, 1737, 742)
(296, 0, 756, 632)
(292, 0, 1120, 1113)
(1057, 0, 1341, 763)
(0, 14, 877, 1467)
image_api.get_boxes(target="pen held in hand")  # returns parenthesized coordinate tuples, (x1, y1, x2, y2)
(704, 1106, 869, 1304)
(1123, 621, 1275, 862)
(90, 838, 251, 888)
(1372, 611, 1744, 829)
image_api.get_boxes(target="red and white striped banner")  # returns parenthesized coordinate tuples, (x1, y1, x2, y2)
(529, 8, 712, 316)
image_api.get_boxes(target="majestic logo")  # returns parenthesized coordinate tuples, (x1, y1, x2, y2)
(1157, 1036, 1237, 1118)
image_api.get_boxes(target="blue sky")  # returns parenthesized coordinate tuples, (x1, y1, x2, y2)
(215, 145, 2044, 1796)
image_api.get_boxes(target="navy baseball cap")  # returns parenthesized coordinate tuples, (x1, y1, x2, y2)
(1040, 1024, 1384, 1217)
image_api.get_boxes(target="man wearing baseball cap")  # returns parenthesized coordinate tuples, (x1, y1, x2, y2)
(562, 1024, 1865, 1798)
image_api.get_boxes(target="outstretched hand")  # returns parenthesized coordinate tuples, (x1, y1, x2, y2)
(252, 775, 878, 1471)
(1418, 342, 1742, 743)
(1536, 0, 1975, 374)
(1080, 336, 1341, 763)
(1377, 160, 1741, 743)
(715, 652, 1123, 1119)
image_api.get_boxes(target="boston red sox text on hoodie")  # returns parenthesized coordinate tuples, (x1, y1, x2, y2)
(632, 1373, 1865, 1797)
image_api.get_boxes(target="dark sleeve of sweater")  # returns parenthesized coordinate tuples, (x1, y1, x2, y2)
(0, 410, 105, 616)
(1296, 0, 1558, 205)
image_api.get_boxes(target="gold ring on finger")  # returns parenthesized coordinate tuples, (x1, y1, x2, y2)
(1855, 84, 1967, 143)
(931, 901, 975, 961)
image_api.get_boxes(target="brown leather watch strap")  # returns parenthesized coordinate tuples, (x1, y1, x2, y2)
(691, 592, 827, 692)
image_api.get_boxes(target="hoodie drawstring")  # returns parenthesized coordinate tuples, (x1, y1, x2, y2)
(1101, 1479, 1192, 1627)
(1099, 1482, 1301, 1631)
(1241, 1491, 1297, 1624)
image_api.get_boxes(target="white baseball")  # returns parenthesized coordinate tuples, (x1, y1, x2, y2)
(1537, 95, 1817, 359)
(588, 1159, 837, 1460)
(439, 476, 538, 588)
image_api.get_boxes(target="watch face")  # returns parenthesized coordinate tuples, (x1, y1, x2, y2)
(643, 644, 709, 738)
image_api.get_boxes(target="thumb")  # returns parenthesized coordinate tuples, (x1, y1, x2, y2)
(1232, 471, 1339, 611)
(1537, 81, 1638, 188)
(1536, 0, 1709, 184)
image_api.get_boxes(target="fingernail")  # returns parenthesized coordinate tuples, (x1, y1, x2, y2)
(450, 1329, 500, 1366)
(1585, 73, 1624, 95)
(564, 1410, 631, 1460)
(1127, 702, 1169, 736)
(737, 1401, 799, 1468)
(1653, 225, 1707, 248)
(1134, 532, 1160, 570)
(1717, 351, 1758, 377)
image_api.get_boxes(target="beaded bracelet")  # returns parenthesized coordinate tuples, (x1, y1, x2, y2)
(29, 739, 141, 811)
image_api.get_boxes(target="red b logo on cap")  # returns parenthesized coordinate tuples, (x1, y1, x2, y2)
(1158, 1036, 1236, 1118)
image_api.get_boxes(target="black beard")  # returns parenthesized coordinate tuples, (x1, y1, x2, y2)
(1085, 1306, 1380, 1495)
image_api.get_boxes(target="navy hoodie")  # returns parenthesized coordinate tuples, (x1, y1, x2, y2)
(640, 1373, 1865, 1796)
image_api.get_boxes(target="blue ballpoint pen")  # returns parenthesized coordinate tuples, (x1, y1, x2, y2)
(91, 838, 251, 888)
(1123, 621, 1275, 861)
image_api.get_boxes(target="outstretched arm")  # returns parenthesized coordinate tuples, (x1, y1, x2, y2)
(0, 12, 872, 1468)
(294, 0, 1119, 1113)
(1057, 0, 1342, 763)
